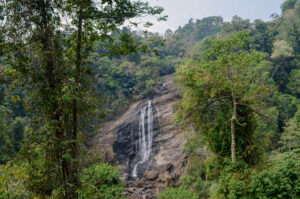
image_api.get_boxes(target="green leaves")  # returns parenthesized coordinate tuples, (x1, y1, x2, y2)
(281, 0, 298, 13)
(280, 103, 300, 151)
(0, 161, 33, 198)
(271, 40, 294, 60)
(287, 69, 300, 97)
(176, 31, 272, 162)
(249, 152, 300, 199)
(2, 0, 167, 197)
(79, 163, 124, 199)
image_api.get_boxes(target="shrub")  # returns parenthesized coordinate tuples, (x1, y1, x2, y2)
(0, 162, 33, 199)
(249, 152, 300, 199)
(78, 163, 124, 199)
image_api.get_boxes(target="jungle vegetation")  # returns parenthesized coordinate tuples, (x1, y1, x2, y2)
(0, 0, 300, 198)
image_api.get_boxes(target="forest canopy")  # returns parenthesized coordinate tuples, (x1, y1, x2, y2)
(0, 0, 300, 198)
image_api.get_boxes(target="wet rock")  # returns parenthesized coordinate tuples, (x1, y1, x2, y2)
(89, 75, 186, 198)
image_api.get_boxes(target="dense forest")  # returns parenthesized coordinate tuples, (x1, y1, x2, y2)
(0, 0, 300, 198)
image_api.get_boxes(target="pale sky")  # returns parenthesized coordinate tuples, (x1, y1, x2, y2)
(141, 0, 286, 33)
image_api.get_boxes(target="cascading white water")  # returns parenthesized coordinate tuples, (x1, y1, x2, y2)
(132, 100, 154, 178)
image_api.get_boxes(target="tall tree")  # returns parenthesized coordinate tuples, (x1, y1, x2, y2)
(280, 103, 300, 151)
(176, 31, 273, 163)
(1, 0, 164, 198)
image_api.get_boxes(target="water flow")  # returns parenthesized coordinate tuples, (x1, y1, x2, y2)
(132, 100, 153, 178)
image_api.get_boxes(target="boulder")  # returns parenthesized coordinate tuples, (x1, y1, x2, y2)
(125, 188, 135, 193)
(144, 171, 159, 181)
(159, 171, 172, 185)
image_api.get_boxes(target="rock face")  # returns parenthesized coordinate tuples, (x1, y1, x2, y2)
(88, 75, 186, 198)
(114, 100, 159, 179)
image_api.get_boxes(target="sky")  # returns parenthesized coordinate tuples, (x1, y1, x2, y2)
(141, 0, 286, 33)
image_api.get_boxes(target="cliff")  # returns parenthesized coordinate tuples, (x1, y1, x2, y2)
(88, 75, 186, 198)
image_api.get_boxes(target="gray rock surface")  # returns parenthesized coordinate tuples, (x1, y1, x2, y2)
(88, 75, 186, 198)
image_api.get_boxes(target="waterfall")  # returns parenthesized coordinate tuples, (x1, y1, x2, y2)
(132, 100, 154, 178)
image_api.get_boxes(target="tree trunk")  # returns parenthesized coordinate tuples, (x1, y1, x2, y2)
(231, 100, 237, 162)
(62, 8, 82, 199)
(271, 58, 284, 79)
(271, 63, 280, 79)
(229, 64, 237, 163)
(66, 8, 83, 198)
(40, 1, 64, 196)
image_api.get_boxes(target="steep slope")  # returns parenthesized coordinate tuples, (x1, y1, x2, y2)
(88, 75, 186, 198)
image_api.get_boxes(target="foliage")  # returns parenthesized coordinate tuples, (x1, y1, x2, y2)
(280, 103, 300, 151)
(276, 94, 298, 132)
(189, 36, 213, 62)
(181, 158, 210, 198)
(271, 40, 294, 60)
(1, 0, 165, 198)
(281, 0, 298, 12)
(212, 160, 252, 199)
(0, 162, 126, 199)
(0, 162, 33, 199)
(0, 106, 14, 163)
(180, 130, 212, 198)
(170, 3, 300, 199)
(174, 7, 300, 198)
(249, 20, 273, 54)
(78, 163, 124, 199)
(0, 106, 26, 164)
(175, 16, 223, 44)
(249, 152, 300, 199)
(287, 69, 300, 97)
(221, 15, 251, 34)
(94, 54, 174, 116)
(176, 31, 272, 163)
(1, 1, 300, 198)
(211, 152, 300, 199)
(158, 188, 198, 199)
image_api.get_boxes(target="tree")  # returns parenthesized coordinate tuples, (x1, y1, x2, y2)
(162, 33, 187, 57)
(276, 94, 298, 133)
(189, 36, 213, 62)
(250, 152, 300, 199)
(271, 40, 294, 60)
(164, 28, 173, 38)
(287, 69, 300, 97)
(280, 104, 300, 151)
(270, 40, 294, 92)
(222, 15, 251, 34)
(250, 19, 273, 54)
(176, 31, 272, 163)
(0, 106, 14, 164)
(0, 162, 32, 198)
(2, 0, 165, 198)
(281, 0, 298, 13)
(193, 16, 223, 41)
(11, 117, 26, 152)
(215, 152, 300, 198)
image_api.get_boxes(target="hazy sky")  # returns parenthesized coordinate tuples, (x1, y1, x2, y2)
(142, 0, 286, 33)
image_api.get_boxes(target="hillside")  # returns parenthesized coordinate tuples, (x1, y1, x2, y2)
(0, 0, 300, 199)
